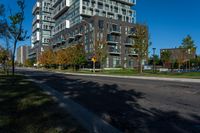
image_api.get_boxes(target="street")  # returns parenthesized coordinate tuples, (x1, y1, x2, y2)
(17, 68, 200, 133)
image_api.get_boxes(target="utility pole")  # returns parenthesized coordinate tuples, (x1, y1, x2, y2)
(153, 48, 156, 73)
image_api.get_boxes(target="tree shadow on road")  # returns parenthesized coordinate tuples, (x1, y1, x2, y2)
(29, 73, 200, 133)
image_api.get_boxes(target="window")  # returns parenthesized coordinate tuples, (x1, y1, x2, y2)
(98, 20, 104, 29)
(113, 56, 121, 68)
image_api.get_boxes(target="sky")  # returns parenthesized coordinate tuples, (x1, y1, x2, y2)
(0, 0, 200, 56)
(135, 0, 200, 55)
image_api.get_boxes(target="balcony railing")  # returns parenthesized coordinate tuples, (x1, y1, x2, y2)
(108, 48, 121, 55)
(116, 0, 136, 6)
(81, 10, 93, 17)
(127, 32, 136, 38)
(32, 15, 40, 25)
(32, 23, 40, 32)
(53, 0, 71, 19)
(32, 32, 40, 43)
(32, 2, 41, 14)
(124, 42, 133, 46)
(52, 20, 70, 35)
(32, 2, 40, 14)
(126, 49, 138, 56)
(110, 28, 121, 35)
(107, 37, 119, 44)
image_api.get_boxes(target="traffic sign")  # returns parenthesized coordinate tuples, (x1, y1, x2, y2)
(92, 56, 96, 63)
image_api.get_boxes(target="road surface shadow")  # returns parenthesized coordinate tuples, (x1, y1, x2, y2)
(24, 71, 200, 133)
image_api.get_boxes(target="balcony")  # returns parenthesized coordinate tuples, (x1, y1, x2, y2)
(126, 49, 138, 56)
(52, 20, 70, 35)
(53, 0, 71, 19)
(124, 42, 133, 46)
(110, 28, 121, 35)
(32, 2, 40, 14)
(68, 36, 74, 43)
(116, 0, 136, 6)
(107, 37, 119, 44)
(108, 49, 121, 55)
(127, 32, 137, 38)
(32, 32, 40, 43)
(52, 0, 60, 7)
(81, 10, 93, 17)
(128, 52, 138, 56)
(124, 39, 135, 46)
(32, 15, 40, 25)
(32, 23, 40, 32)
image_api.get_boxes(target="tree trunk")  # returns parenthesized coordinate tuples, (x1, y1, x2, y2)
(140, 60, 143, 74)
(178, 63, 181, 72)
(12, 40, 17, 76)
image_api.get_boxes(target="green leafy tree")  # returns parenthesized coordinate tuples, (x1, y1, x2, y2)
(133, 24, 149, 73)
(8, 0, 29, 75)
(71, 44, 86, 70)
(24, 59, 34, 67)
(149, 54, 161, 65)
(180, 35, 196, 49)
(0, 48, 9, 74)
(94, 40, 108, 69)
(161, 50, 171, 68)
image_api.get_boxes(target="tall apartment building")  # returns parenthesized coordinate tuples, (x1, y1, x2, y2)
(29, 0, 55, 62)
(16, 45, 31, 65)
(31, 0, 138, 68)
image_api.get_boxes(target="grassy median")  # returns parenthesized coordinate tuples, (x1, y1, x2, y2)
(0, 74, 86, 133)
(52, 68, 200, 79)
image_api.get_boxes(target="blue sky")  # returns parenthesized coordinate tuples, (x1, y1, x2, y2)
(1, 0, 200, 56)
(135, 0, 200, 55)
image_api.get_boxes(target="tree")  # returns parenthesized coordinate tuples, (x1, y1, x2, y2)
(190, 55, 200, 69)
(0, 47, 9, 74)
(24, 59, 34, 67)
(161, 50, 171, 68)
(38, 48, 55, 68)
(8, 0, 29, 75)
(133, 24, 149, 73)
(176, 49, 186, 71)
(56, 48, 71, 69)
(0, 3, 5, 37)
(180, 35, 196, 49)
(149, 54, 161, 66)
(94, 40, 107, 69)
(69, 44, 86, 70)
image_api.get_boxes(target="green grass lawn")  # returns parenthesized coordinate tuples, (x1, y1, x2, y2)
(43, 67, 200, 79)
(0, 74, 87, 133)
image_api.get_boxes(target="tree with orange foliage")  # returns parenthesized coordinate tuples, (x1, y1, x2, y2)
(38, 48, 55, 68)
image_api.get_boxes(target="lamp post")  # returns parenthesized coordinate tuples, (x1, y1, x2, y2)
(188, 48, 191, 72)
(153, 48, 156, 73)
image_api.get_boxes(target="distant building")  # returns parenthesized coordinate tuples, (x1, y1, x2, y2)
(30, 0, 55, 62)
(17, 45, 31, 65)
(160, 48, 196, 62)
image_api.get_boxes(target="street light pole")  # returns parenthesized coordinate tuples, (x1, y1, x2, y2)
(188, 48, 191, 72)
(153, 48, 156, 73)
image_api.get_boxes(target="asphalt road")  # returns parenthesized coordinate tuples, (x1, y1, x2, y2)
(17, 69, 200, 133)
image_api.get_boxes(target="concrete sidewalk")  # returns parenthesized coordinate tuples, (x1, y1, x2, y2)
(26, 77, 123, 133)
(48, 70, 200, 84)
